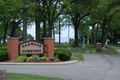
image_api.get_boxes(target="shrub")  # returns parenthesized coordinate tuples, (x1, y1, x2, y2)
(15, 56, 24, 62)
(0, 46, 7, 61)
(26, 55, 40, 62)
(54, 49, 72, 61)
(41, 56, 49, 61)
(0, 52, 7, 61)
(49, 57, 54, 61)
(54, 55, 60, 61)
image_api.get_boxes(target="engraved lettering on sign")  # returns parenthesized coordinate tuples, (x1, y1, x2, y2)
(34, 43, 36, 46)
(28, 43, 30, 46)
(20, 41, 43, 55)
(31, 43, 33, 45)
(25, 44, 27, 47)
(22, 45, 24, 48)
(39, 45, 41, 48)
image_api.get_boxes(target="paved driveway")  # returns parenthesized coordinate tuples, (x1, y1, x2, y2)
(0, 47, 120, 80)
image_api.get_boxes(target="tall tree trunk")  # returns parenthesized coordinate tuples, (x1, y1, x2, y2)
(43, 0, 47, 37)
(93, 25, 99, 47)
(48, 21, 53, 37)
(43, 20, 46, 37)
(59, 21, 61, 44)
(3, 20, 9, 44)
(0, 35, 1, 47)
(35, 19, 40, 41)
(3, 29, 7, 44)
(102, 26, 105, 47)
(102, 19, 107, 47)
(11, 28, 15, 37)
(75, 25, 79, 47)
(91, 25, 95, 45)
(114, 31, 118, 45)
(53, 25, 55, 38)
(23, 0, 27, 42)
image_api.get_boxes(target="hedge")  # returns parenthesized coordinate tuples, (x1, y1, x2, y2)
(54, 49, 72, 61)
(0, 47, 7, 61)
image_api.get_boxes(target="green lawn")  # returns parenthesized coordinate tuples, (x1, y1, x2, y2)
(7, 73, 68, 80)
(71, 54, 84, 61)
(0, 44, 7, 53)
(55, 44, 119, 55)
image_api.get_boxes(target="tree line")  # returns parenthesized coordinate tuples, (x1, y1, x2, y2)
(0, 0, 120, 47)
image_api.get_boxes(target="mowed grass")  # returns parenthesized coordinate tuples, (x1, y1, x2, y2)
(7, 73, 68, 80)
(0, 44, 7, 51)
(72, 54, 84, 61)
(0, 44, 7, 52)
(55, 44, 119, 55)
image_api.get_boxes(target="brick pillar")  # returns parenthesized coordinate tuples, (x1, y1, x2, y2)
(7, 37, 19, 60)
(44, 38, 55, 58)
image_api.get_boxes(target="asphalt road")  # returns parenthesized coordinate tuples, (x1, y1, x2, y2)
(0, 47, 120, 80)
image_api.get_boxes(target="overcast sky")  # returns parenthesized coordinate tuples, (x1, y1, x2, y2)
(27, 24, 74, 42)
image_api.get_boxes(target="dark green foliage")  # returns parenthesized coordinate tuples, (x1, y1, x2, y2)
(49, 57, 54, 61)
(54, 49, 72, 61)
(0, 46, 7, 61)
(0, 52, 7, 61)
(54, 55, 60, 61)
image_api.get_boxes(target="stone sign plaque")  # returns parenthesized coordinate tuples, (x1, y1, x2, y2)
(0, 69, 6, 80)
(19, 40, 43, 55)
(96, 43, 102, 52)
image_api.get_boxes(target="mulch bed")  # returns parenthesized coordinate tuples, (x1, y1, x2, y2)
(1, 60, 64, 63)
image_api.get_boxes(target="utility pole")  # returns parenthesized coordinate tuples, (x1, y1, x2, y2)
(0, 35, 1, 47)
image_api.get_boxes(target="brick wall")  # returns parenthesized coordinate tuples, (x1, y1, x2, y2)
(7, 37, 19, 60)
(44, 38, 55, 58)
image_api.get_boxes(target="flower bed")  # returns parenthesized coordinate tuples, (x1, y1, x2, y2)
(14, 55, 60, 62)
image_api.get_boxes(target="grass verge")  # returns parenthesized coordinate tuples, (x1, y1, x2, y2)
(7, 73, 68, 80)
(0, 44, 7, 61)
(71, 54, 84, 61)
(55, 44, 119, 55)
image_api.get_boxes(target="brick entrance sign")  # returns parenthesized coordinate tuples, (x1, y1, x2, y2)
(7, 38, 55, 60)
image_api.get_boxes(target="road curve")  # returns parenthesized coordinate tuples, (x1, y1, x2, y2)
(0, 47, 120, 80)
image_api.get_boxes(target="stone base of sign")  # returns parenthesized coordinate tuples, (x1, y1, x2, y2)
(0, 69, 6, 80)
(7, 37, 19, 60)
(44, 38, 55, 58)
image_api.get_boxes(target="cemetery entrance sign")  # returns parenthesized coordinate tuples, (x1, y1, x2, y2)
(19, 40, 43, 55)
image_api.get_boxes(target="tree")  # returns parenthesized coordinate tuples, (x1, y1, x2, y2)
(46, 0, 68, 37)
(66, 0, 98, 47)
(0, 0, 24, 43)
(93, 0, 120, 46)
(23, 0, 28, 41)
(0, 24, 4, 47)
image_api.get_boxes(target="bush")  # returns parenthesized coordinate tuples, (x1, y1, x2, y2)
(54, 49, 72, 61)
(54, 55, 60, 61)
(15, 55, 27, 62)
(0, 52, 7, 61)
(0, 46, 7, 61)
(15, 55, 50, 62)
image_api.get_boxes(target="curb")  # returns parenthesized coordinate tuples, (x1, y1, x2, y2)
(0, 60, 79, 65)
